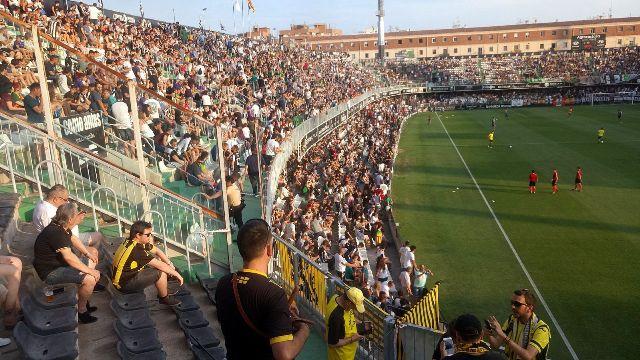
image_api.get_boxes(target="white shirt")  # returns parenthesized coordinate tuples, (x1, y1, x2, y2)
(88, 6, 102, 20)
(32, 200, 79, 236)
(401, 251, 415, 269)
(265, 138, 280, 156)
(399, 271, 411, 290)
(334, 253, 347, 273)
(144, 99, 161, 119)
(111, 101, 132, 129)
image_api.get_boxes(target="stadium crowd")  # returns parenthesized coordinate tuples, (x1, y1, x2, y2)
(388, 46, 640, 85)
(268, 96, 434, 316)
(0, 1, 380, 196)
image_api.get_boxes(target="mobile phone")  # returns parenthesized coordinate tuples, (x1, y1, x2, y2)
(443, 337, 454, 356)
(484, 320, 493, 330)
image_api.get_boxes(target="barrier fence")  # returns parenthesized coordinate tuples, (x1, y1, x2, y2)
(399, 283, 442, 330)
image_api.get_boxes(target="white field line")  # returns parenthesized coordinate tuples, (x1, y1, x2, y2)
(434, 111, 579, 360)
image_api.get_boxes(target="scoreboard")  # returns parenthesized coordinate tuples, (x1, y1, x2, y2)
(571, 34, 606, 51)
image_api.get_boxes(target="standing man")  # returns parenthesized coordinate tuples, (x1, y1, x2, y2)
(326, 287, 367, 360)
(226, 175, 244, 228)
(551, 169, 559, 195)
(491, 117, 496, 131)
(427, 114, 432, 126)
(488, 131, 495, 149)
(573, 167, 583, 192)
(244, 148, 260, 197)
(487, 289, 551, 360)
(617, 109, 622, 123)
(439, 314, 504, 360)
(400, 245, 417, 271)
(215, 219, 310, 359)
(528, 170, 538, 194)
(597, 127, 605, 144)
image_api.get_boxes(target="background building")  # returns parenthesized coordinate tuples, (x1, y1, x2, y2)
(279, 23, 343, 42)
(281, 17, 640, 61)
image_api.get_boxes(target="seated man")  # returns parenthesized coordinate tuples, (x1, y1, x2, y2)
(0, 255, 22, 329)
(33, 202, 102, 324)
(186, 151, 216, 189)
(33, 184, 105, 249)
(111, 221, 183, 306)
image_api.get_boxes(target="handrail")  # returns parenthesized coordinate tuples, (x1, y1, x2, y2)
(140, 210, 168, 252)
(90, 186, 123, 237)
(0, 142, 17, 193)
(0, 110, 224, 221)
(34, 160, 65, 200)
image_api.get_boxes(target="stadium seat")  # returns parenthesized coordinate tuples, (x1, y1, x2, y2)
(117, 341, 167, 360)
(20, 294, 78, 335)
(27, 283, 78, 310)
(172, 294, 200, 312)
(13, 322, 79, 360)
(110, 293, 149, 312)
(191, 344, 226, 360)
(184, 325, 221, 349)
(113, 320, 162, 354)
(110, 303, 155, 330)
(176, 309, 210, 330)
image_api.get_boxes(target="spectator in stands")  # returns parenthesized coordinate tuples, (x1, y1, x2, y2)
(412, 264, 433, 297)
(399, 266, 412, 296)
(244, 148, 260, 196)
(326, 286, 366, 360)
(487, 289, 551, 360)
(334, 246, 358, 280)
(226, 174, 244, 228)
(216, 219, 311, 359)
(23, 82, 45, 126)
(400, 245, 417, 271)
(33, 202, 102, 324)
(0, 255, 22, 329)
(33, 184, 105, 248)
(110, 220, 183, 306)
(439, 314, 503, 360)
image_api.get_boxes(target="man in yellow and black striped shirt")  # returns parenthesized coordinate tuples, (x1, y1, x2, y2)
(487, 289, 551, 360)
(111, 220, 183, 306)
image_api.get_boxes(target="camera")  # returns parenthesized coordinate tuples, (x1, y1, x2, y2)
(357, 321, 372, 336)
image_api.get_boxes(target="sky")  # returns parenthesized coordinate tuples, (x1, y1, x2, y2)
(86, 0, 640, 35)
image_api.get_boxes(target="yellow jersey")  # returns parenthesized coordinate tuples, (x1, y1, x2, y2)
(501, 313, 551, 360)
(488, 132, 495, 141)
(597, 129, 605, 137)
(326, 295, 358, 360)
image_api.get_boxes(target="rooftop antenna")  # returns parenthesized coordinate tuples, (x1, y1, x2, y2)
(377, 0, 385, 64)
(609, 0, 613, 18)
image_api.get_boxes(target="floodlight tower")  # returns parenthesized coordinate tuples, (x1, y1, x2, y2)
(377, 0, 385, 63)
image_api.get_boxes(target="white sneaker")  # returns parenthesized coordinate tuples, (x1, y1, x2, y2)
(0, 337, 11, 347)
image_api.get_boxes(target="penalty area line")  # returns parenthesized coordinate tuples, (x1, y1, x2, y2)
(434, 112, 579, 360)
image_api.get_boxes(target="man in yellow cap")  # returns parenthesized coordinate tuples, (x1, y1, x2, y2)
(326, 287, 367, 360)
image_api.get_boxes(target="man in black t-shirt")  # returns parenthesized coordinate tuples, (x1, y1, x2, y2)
(33, 203, 102, 324)
(439, 314, 503, 360)
(23, 83, 45, 125)
(244, 150, 260, 196)
(111, 221, 183, 306)
(216, 219, 310, 359)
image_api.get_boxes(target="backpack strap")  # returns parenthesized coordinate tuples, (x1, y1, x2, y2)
(232, 273, 268, 338)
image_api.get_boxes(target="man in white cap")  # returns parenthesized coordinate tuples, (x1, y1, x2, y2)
(326, 286, 367, 360)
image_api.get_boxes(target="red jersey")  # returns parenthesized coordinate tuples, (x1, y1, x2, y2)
(576, 169, 582, 180)
(529, 173, 538, 182)
(552, 171, 559, 182)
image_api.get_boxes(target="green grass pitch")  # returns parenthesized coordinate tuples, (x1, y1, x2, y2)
(391, 104, 640, 359)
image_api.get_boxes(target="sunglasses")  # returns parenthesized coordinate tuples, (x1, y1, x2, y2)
(141, 232, 153, 238)
(511, 300, 528, 308)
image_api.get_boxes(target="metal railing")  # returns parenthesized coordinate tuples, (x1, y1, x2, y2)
(0, 114, 229, 271)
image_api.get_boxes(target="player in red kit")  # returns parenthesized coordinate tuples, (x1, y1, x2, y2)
(528, 170, 538, 194)
(551, 169, 559, 194)
(573, 166, 583, 192)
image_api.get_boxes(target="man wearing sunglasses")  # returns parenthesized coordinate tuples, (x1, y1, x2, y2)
(111, 221, 183, 306)
(486, 289, 551, 360)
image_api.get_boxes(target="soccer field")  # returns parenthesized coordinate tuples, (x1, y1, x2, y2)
(391, 104, 640, 359)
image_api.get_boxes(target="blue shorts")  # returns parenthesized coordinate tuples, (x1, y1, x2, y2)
(44, 258, 89, 285)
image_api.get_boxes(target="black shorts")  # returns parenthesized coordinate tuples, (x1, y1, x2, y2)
(117, 128, 134, 141)
(551, 181, 557, 186)
(575, 179, 582, 184)
(119, 267, 161, 294)
(529, 181, 536, 186)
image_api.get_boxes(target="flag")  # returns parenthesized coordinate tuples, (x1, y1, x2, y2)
(220, 21, 225, 31)
(247, 0, 255, 12)
(98, 0, 104, 10)
(139, 0, 144, 18)
(202, 7, 207, 11)
(233, 0, 241, 13)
